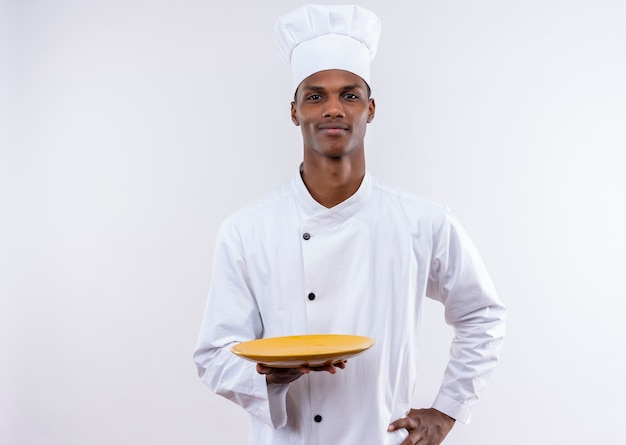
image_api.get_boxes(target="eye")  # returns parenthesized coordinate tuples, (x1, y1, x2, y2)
(305, 94, 322, 101)
(344, 93, 359, 100)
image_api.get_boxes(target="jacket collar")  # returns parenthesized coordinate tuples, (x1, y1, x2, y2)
(292, 164, 372, 222)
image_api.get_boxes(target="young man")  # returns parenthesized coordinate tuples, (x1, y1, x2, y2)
(194, 5, 506, 445)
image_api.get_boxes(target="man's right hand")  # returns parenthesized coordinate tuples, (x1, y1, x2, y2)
(256, 361, 347, 385)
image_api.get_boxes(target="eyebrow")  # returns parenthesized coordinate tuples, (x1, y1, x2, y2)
(302, 84, 364, 92)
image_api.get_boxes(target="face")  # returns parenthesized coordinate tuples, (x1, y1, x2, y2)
(291, 69, 375, 160)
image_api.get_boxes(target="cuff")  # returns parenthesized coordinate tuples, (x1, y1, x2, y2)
(432, 392, 472, 424)
(250, 371, 289, 429)
(267, 382, 290, 428)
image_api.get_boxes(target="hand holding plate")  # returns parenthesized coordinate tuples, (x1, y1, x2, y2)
(256, 360, 347, 384)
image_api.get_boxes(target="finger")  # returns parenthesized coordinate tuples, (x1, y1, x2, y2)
(307, 364, 336, 373)
(397, 428, 423, 445)
(399, 433, 422, 445)
(258, 364, 304, 376)
(387, 419, 403, 432)
(322, 362, 347, 373)
(387, 416, 412, 432)
(323, 364, 337, 374)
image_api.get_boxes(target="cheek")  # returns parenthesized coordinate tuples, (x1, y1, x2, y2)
(294, 111, 314, 128)
(354, 115, 370, 132)
(299, 117, 316, 131)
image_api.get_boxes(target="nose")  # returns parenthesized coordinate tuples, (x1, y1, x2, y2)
(322, 96, 345, 119)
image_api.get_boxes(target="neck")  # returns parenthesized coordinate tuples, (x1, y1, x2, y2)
(300, 155, 366, 208)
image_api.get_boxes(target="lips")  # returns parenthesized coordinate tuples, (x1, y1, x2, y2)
(318, 124, 349, 135)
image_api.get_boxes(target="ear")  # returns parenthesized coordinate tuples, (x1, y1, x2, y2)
(367, 98, 376, 123)
(291, 101, 300, 126)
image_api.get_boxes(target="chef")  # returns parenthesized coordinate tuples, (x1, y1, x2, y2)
(193, 4, 506, 445)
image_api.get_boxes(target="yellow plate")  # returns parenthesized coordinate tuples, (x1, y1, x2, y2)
(231, 334, 375, 368)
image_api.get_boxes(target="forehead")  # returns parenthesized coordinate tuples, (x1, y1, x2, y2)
(297, 69, 368, 91)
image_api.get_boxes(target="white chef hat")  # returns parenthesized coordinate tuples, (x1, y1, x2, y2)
(273, 4, 381, 92)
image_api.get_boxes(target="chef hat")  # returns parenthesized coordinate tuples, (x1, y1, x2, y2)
(273, 4, 381, 92)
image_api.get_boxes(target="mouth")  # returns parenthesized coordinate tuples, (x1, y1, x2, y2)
(318, 124, 349, 136)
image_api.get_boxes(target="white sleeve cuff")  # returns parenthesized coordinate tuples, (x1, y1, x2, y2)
(249, 371, 290, 429)
(432, 392, 472, 424)
(267, 382, 290, 428)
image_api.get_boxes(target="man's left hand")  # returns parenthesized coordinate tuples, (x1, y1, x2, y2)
(387, 408, 455, 445)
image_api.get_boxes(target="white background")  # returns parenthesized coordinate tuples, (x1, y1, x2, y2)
(2, 0, 625, 444)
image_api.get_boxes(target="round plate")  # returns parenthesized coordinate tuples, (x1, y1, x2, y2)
(230, 334, 375, 368)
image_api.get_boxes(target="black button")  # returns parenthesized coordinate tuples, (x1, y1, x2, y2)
(308, 293, 316, 301)
(314, 415, 322, 423)
(303, 232, 311, 240)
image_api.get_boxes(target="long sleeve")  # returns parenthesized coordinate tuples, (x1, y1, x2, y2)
(193, 174, 506, 444)
(427, 211, 507, 423)
(193, 221, 289, 429)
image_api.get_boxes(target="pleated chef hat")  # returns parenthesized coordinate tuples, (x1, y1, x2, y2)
(273, 4, 381, 92)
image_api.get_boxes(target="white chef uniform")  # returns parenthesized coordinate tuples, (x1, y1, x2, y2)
(193, 171, 506, 445)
